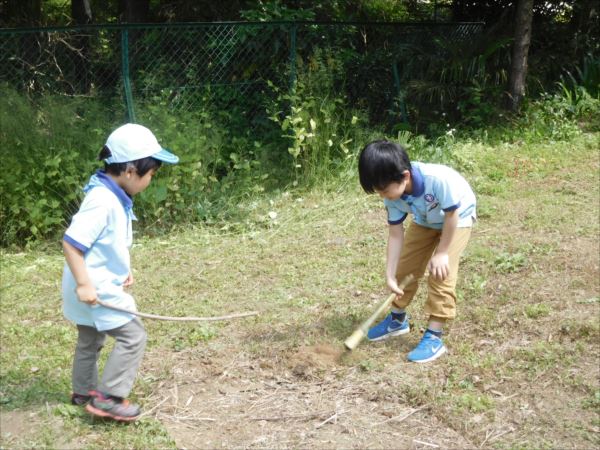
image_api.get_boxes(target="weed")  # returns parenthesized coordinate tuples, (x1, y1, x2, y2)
(524, 303, 551, 319)
(266, 50, 372, 186)
(402, 381, 432, 406)
(171, 326, 216, 351)
(359, 360, 374, 372)
(455, 392, 494, 413)
(494, 252, 527, 274)
(582, 390, 600, 410)
(463, 273, 488, 297)
(512, 342, 575, 373)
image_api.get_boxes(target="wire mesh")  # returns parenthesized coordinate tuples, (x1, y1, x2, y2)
(0, 21, 484, 128)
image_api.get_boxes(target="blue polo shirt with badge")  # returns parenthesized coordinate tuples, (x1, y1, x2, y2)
(384, 162, 476, 229)
(62, 170, 137, 331)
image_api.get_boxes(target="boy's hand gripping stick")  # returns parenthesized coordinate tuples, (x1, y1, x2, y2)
(344, 274, 415, 351)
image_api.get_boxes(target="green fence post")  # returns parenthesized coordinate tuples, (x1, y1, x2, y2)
(392, 61, 408, 124)
(121, 28, 136, 123)
(289, 22, 297, 93)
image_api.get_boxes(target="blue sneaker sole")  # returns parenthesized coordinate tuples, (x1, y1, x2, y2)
(407, 344, 447, 363)
(367, 326, 410, 342)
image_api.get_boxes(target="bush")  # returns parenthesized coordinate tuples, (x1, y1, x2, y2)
(266, 48, 379, 186)
(0, 86, 117, 247)
(467, 73, 599, 145)
(133, 88, 294, 231)
(0, 68, 377, 246)
(0, 84, 293, 245)
(1, 49, 596, 248)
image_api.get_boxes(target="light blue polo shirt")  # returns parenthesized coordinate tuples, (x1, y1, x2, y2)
(62, 170, 137, 331)
(384, 162, 476, 229)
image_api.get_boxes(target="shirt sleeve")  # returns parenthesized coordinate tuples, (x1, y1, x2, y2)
(64, 189, 109, 252)
(384, 199, 409, 225)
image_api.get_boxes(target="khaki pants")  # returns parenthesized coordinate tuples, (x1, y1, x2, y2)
(392, 222, 472, 322)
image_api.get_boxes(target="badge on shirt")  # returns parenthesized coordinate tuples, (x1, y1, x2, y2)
(424, 193, 439, 211)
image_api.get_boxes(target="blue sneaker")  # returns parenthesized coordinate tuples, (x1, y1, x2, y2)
(407, 331, 447, 363)
(367, 313, 410, 341)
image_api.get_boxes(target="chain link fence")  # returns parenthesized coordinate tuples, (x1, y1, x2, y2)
(0, 21, 483, 129)
(1, 21, 485, 245)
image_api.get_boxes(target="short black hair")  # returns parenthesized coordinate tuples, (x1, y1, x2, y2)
(358, 140, 412, 193)
(98, 145, 162, 176)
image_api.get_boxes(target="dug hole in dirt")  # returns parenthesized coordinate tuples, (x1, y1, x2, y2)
(288, 344, 346, 378)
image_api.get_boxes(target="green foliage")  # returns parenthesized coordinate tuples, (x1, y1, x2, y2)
(455, 392, 494, 413)
(563, 54, 600, 98)
(514, 90, 598, 141)
(134, 88, 293, 232)
(494, 252, 527, 274)
(1, 37, 597, 248)
(172, 325, 216, 351)
(0, 86, 116, 247)
(240, 0, 316, 21)
(468, 69, 600, 145)
(495, 55, 600, 142)
(267, 49, 376, 185)
(404, 34, 512, 132)
(555, 54, 600, 131)
(391, 129, 468, 170)
(582, 390, 600, 411)
(524, 303, 551, 319)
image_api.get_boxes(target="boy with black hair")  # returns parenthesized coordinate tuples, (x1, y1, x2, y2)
(358, 140, 476, 363)
(62, 123, 178, 420)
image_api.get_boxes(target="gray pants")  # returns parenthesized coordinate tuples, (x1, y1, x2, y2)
(72, 317, 147, 399)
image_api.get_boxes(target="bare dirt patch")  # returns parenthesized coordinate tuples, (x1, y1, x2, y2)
(145, 347, 474, 449)
(288, 344, 345, 377)
(1, 410, 34, 443)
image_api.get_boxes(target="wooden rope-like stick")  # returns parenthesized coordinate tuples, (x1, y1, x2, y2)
(95, 299, 259, 322)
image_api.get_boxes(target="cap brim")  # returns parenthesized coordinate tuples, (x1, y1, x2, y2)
(152, 148, 179, 164)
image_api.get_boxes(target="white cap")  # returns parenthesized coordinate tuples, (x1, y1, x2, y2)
(104, 123, 179, 164)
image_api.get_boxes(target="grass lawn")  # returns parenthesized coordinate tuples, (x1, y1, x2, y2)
(1, 132, 599, 449)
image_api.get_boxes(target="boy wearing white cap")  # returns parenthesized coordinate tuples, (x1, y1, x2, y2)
(62, 124, 178, 421)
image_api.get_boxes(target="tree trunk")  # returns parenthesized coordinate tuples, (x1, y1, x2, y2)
(507, 0, 534, 112)
(71, 0, 92, 24)
(119, 0, 150, 23)
(70, 0, 93, 94)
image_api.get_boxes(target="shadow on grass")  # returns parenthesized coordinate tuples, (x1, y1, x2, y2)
(1, 377, 70, 410)
(237, 308, 421, 356)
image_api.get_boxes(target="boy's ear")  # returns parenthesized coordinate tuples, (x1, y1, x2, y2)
(125, 165, 136, 177)
(402, 169, 411, 180)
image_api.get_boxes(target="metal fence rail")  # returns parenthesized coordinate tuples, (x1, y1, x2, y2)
(0, 21, 483, 128)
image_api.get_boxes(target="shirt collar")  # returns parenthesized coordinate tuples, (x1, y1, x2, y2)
(95, 170, 133, 210)
(402, 166, 424, 199)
